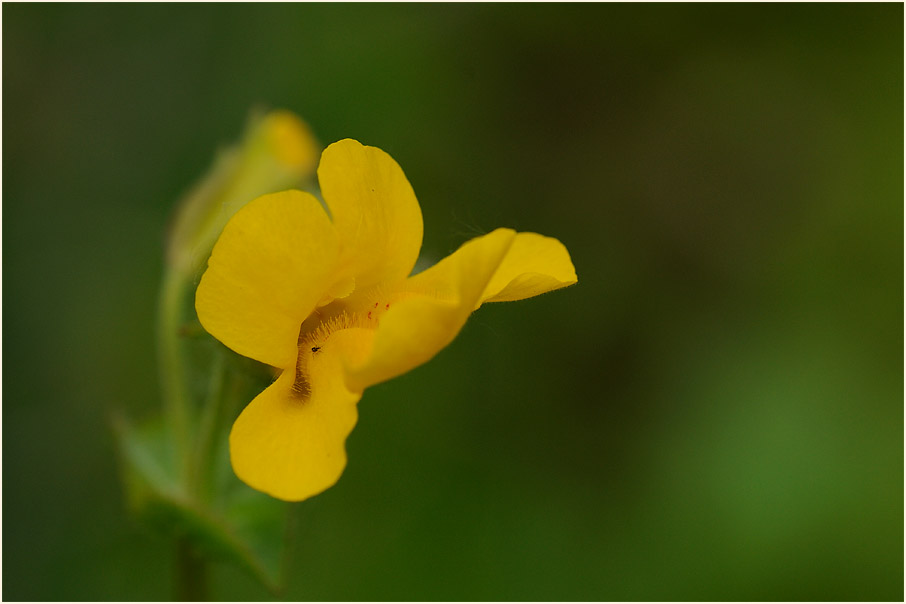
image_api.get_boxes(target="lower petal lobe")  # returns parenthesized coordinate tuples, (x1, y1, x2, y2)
(477, 232, 577, 306)
(346, 228, 517, 391)
(230, 328, 371, 502)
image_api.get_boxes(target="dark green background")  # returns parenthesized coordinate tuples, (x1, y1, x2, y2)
(4, 3, 902, 601)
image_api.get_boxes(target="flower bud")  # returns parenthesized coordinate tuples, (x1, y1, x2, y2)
(166, 109, 320, 277)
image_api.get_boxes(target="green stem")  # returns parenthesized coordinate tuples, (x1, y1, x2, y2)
(159, 268, 211, 599)
(157, 269, 193, 487)
(176, 536, 208, 601)
(190, 348, 226, 501)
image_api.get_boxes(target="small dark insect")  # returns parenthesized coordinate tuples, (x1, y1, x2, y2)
(311, 346, 321, 353)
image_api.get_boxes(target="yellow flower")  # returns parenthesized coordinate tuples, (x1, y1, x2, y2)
(195, 139, 577, 501)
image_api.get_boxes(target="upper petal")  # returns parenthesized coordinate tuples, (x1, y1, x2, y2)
(196, 190, 340, 369)
(345, 228, 516, 391)
(478, 232, 577, 307)
(229, 327, 369, 501)
(318, 139, 424, 291)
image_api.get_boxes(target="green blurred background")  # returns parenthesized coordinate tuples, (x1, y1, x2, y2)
(3, 3, 902, 601)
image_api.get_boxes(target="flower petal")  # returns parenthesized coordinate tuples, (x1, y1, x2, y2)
(196, 190, 340, 369)
(346, 228, 516, 391)
(318, 139, 423, 290)
(478, 232, 577, 307)
(230, 327, 372, 501)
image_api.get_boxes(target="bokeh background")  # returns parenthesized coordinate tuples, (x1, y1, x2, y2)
(3, 3, 902, 601)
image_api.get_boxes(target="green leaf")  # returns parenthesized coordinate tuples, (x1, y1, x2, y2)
(113, 415, 288, 593)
